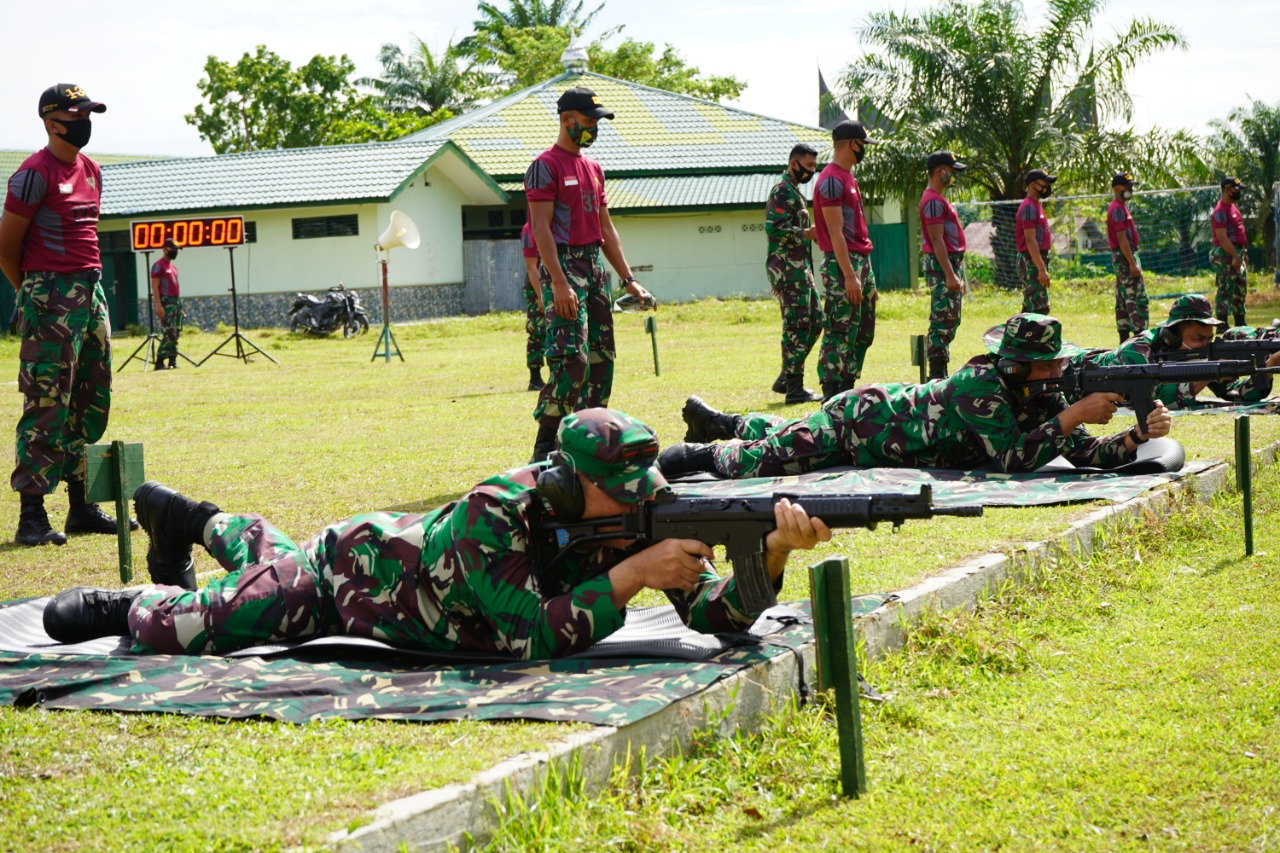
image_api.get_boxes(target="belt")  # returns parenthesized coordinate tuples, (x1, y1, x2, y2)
(30, 269, 102, 284)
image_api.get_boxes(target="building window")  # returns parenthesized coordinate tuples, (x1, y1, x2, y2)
(488, 210, 505, 228)
(244, 221, 258, 243)
(510, 209, 527, 227)
(99, 231, 131, 253)
(292, 215, 359, 239)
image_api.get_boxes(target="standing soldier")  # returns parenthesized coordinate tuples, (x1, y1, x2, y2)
(764, 142, 821, 404)
(149, 238, 184, 370)
(814, 120, 878, 401)
(0, 83, 133, 545)
(519, 220, 546, 391)
(1016, 168, 1056, 314)
(524, 87, 655, 462)
(919, 151, 968, 380)
(1107, 172, 1147, 344)
(1210, 176, 1249, 327)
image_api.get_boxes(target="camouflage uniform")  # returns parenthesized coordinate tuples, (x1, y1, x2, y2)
(533, 245, 615, 423)
(922, 252, 965, 363)
(12, 270, 112, 494)
(817, 253, 877, 387)
(1209, 247, 1248, 322)
(1111, 250, 1148, 336)
(127, 410, 764, 659)
(157, 296, 184, 364)
(524, 265, 548, 370)
(765, 172, 821, 376)
(1016, 252, 1050, 314)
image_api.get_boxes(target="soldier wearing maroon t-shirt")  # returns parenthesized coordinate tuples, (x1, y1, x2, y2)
(0, 83, 133, 546)
(919, 151, 969, 379)
(1016, 168, 1056, 314)
(149, 238, 184, 370)
(1107, 171, 1148, 343)
(524, 87, 655, 463)
(1211, 176, 1249, 327)
(519, 221, 546, 391)
(813, 120, 878, 401)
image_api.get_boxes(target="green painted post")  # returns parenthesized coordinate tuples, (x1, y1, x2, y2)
(909, 335, 926, 384)
(1235, 415, 1253, 556)
(85, 442, 146, 584)
(644, 315, 660, 376)
(809, 556, 867, 797)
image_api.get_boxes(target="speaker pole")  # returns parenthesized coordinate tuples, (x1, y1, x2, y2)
(371, 252, 403, 362)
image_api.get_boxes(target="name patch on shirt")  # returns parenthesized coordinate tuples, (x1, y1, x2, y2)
(564, 178, 579, 187)
(59, 182, 73, 194)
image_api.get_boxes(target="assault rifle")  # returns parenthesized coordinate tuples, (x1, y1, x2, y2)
(1021, 359, 1276, 432)
(1155, 337, 1280, 369)
(541, 485, 982, 614)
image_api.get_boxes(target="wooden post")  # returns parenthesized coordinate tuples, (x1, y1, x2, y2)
(85, 442, 146, 584)
(809, 556, 867, 797)
(1235, 415, 1253, 556)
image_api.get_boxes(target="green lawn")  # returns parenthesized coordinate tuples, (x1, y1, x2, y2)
(1, 276, 1277, 849)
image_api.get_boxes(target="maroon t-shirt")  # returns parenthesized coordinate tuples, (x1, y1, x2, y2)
(1015, 196, 1050, 253)
(523, 145, 607, 247)
(1211, 201, 1246, 248)
(813, 163, 872, 255)
(1106, 199, 1139, 251)
(3, 148, 102, 273)
(519, 221, 538, 259)
(150, 256, 180, 297)
(919, 187, 966, 254)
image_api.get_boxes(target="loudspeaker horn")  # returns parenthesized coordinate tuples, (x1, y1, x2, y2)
(376, 210, 420, 251)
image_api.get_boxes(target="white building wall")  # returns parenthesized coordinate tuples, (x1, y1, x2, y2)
(613, 209, 771, 302)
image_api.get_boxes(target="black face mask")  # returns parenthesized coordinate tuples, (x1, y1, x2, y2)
(1229, 189, 1242, 201)
(851, 142, 866, 164)
(791, 163, 814, 184)
(1037, 183, 1053, 199)
(55, 118, 92, 150)
(164, 248, 179, 260)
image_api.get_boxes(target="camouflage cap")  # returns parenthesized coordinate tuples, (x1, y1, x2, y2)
(557, 408, 668, 503)
(984, 313, 1083, 361)
(1160, 294, 1223, 327)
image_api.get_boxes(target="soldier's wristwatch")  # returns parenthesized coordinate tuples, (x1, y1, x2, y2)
(1127, 427, 1148, 445)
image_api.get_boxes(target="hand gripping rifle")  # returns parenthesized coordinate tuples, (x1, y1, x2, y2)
(1020, 360, 1277, 433)
(540, 485, 982, 615)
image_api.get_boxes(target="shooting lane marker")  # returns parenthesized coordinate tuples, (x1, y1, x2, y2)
(85, 441, 146, 583)
(809, 555, 867, 797)
(1235, 415, 1253, 555)
(645, 315, 660, 376)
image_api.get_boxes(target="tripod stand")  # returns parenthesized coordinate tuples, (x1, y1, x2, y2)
(119, 251, 163, 371)
(370, 255, 403, 362)
(198, 245, 278, 366)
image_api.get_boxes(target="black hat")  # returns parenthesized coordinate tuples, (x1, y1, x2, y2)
(1024, 168, 1057, 185)
(832, 120, 878, 144)
(1112, 172, 1136, 187)
(927, 151, 967, 172)
(1221, 176, 1245, 190)
(556, 87, 614, 120)
(39, 83, 107, 117)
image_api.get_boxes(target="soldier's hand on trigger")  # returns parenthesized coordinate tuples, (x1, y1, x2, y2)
(551, 276, 578, 320)
(1071, 392, 1123, 425)
(631, 538, 714, 593)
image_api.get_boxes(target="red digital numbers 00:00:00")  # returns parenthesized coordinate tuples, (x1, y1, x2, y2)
(130, 217, 245, 251)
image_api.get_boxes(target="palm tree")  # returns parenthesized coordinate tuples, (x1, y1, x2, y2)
(836, 0, 1187, 285)
(459, 0, 606, 58)
(1209, 99, 1280, 268)
(358, 37, 480, 116)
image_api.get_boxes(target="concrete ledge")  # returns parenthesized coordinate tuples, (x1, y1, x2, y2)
(329, 441, 1276, 852)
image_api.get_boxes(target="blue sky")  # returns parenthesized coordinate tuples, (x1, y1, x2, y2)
(0, 0, 1275, 157)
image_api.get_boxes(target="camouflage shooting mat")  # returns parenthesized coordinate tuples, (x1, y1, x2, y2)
(0, 595, 889, 726)
(670, 438, 1212, 507)
(1118, 400, 1279, 417)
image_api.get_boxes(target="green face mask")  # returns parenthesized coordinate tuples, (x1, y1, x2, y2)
(567, 120, 596, 148)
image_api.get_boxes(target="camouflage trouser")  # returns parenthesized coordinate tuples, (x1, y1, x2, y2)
(157, 296, 184, 363)
(1017, 251, 1050, 314)
(11, 270, 112, 495)
(769, 270, 821, 375)
(922, 252, 965, 363)
(129, 511, 435, 655)
(533, 245, 614, 425)
(1210, 246, 1248, 320)
(524, 268, 547, 369)
(1111, 251, 1148, 334)
(817, 252, 877, 386)
(711, 397, 856, 478)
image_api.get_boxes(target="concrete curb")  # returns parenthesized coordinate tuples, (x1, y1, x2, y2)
(330, 442, 1275, 852)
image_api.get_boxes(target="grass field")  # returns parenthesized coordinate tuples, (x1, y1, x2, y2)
(1, 275, 1278, 850)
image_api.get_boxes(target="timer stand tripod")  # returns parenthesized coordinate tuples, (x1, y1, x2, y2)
(119, 250, 160, 371)
(198, 245, 278, 366)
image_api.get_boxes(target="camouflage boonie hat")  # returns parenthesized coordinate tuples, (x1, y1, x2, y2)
(1160, 294, 1223, 328)
(984, 313, 1082, 361)
(557, 409, 668, 503)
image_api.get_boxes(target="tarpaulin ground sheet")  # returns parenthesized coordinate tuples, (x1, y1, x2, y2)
(1119, 400, 1279, 417)
(0, 596, 889, 726)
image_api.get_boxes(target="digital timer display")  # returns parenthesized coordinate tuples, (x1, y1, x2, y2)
(130, 216, 245, 251)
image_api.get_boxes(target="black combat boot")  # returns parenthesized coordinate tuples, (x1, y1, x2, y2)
(771, 371, 786, 394)
(43, 587, 141, 644)
(1235, 313, 1246, 328)
(783, 374, 821, 404)
(927, 358, 949, 381)
(15, 493, 66, 546)
(133, 481, 221, 590)
(821, 381, 843, 403)
(153, 361, 170, 371)
(1119, 329, 1129, 345)
(527, 366, 545, 392)
(681, 396, 743, 442)
(65, 479, 139, 535)
(1216, 313, 1229, 327)
(530, 422, 558, 464)
(656, 443, 717, 478)
(168, 355, 178, 369)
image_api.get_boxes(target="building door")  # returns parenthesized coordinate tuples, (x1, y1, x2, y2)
(100, 250, 140, 330)
(463, 238, 525, 315)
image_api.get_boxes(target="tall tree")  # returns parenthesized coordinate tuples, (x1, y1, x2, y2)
(358, 37, 482, 116)
(1209, 99, 1280, 266)
(459, 0, 605, 58)
(836, 0, 1187, 283)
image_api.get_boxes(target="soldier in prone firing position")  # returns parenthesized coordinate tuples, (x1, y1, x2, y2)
(42, 410, 830, 659)
(661, 313, 1171, 480)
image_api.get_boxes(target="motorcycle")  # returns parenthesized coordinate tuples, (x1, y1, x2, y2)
(288, 284, 370, 338)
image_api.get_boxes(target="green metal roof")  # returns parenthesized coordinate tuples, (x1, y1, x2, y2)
(407, 71, 829, 181)
(1, 150, 165, 210)
(497, 171, 809, 212)
(95, 140, 505, 218)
